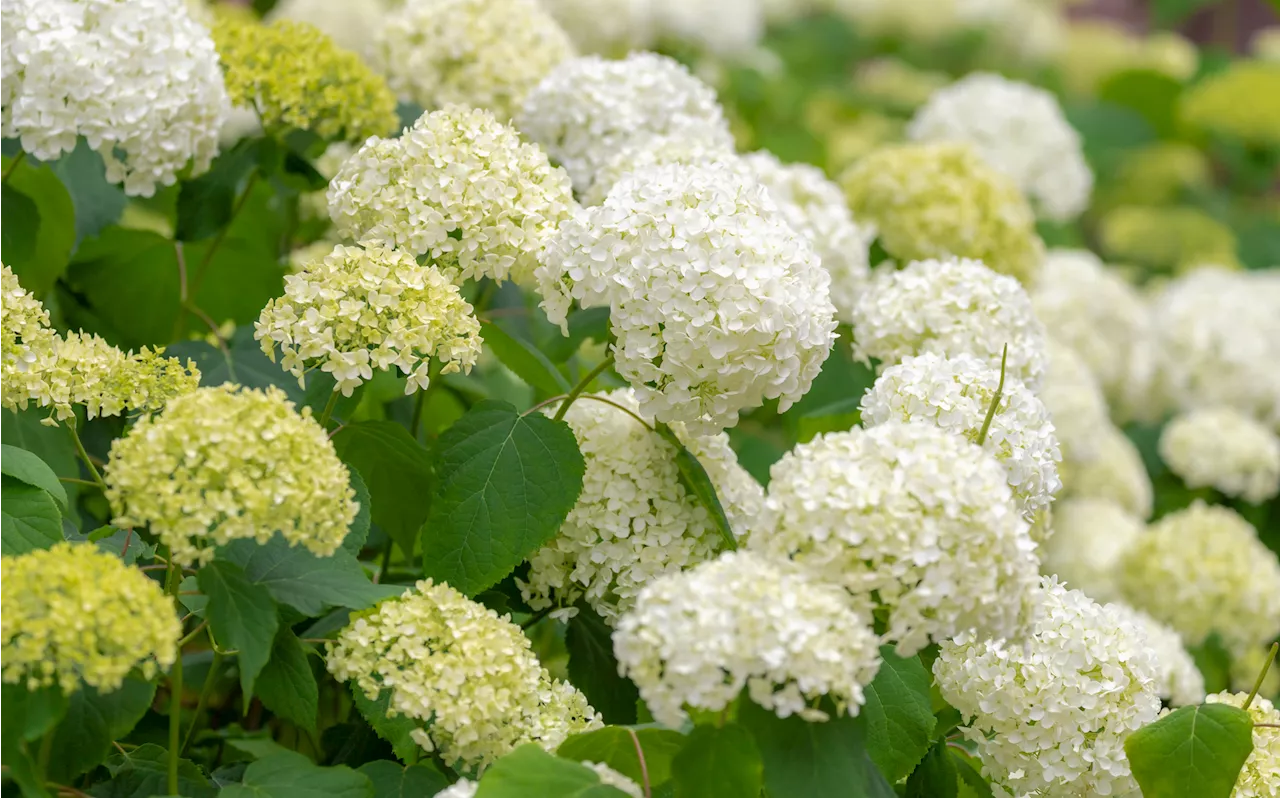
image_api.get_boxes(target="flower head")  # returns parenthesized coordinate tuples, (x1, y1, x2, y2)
(1107, 602, 1205, 707)
(104, 385, 358, 567)
(538, 0, 657, 55)
(581, 134, 731, 207)
(613, 550, 881, 728)
(1, 543, 180, 694)
(751, 423, 1041, 655)
(326, 580, 600, 771)
(328, 106, 576, 286)
(1099, 206, 1239, 272)
(1059, 423, 1153, 519)
(1, 263, 58, 409)
(1040, 339, 1111, 463)
(1040, 498, 1143, 605)
(266, 0, 396, 53)
(1180, 61, 1280, 147)
(839, 143, 1044, 285)
(1160, 407, 1280, 504)
(1, 0, 227, 196)
(1204, 692, 1280, 798)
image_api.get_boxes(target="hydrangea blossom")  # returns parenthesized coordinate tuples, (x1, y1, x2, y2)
(369, 0, 574, 121)
(934, 578, 1160, 798)
(613, 550, 881, 728)
(849, 256, 1049, 390)
(1040, 340, 1111, 463)
(2, 263, 58, 411)
(1205, 692, 1280, 798)
(1107, 602, 1206, 707)
(265, 0, 396, 53)
(860, 352, 1062, 521)
(1119, 501, 1280, 656)
(538, 0, 657, 55)
(907, 73, 1093, 221)
(1, 0, 228, 196)
(537, 162, 837, 433)
(1100, 205, 1240, 272)
(104, 385, 358, 567)
(751, 423, 1041, 655)
(520, 390, 764, 623)
(1180, 60, 1280, 147)
(326, 580, 601, 771)
(585, 763, 644, 798)
(1039, 498, 1143, 605)
(1, 543, 180, 694)
(328, 106, 576, 286)
(650, 0, 765, 56)
(1160, 407, 1280, 503)
(581, 134, 731, 207)
(839, 143, 1044, 286)
(517, 52, 733, 194)
(256, 244, 483, 397)
(1060, 423, 1153, 519)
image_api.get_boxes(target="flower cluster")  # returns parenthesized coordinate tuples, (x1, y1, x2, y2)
(104, 385, 358, 567)
(328, 106, 576, 286)
(1059, 423, 1153, 519)
(838, 143, 1044, 286)
(256, 244, 482, 397)
(265, 0, 395, 53)
(849, 256, 1049, 390)
(1107, 603, 1206, 707)
(752, 424, 1041, 655)
(1039, 497, 1143, 605)
(933, 578, 1160, 798)
(370, 0, 574, 122)
(1119, 502, 1280, 655)
(1, 263, 57, 409)
(1099, 205, 1239, 272)
(517, 52, 733, 194)
(907, 73, 1093, 221)
(1101, 142, 1211, 208)
(1205, 692, 1280, 798)
(1180, 60, 1280, 146)
(1040, 340, 1110, 462)
(521, 390, 763, 622)
(326, 580, 601, 771)
(537, 162, 836, 433)
(613, 550, 881, 728)
(850, 58, 950, 112)
(1, 0, 227, 196)
(586, 763, 644, 798)
(860, 352, 1062, 521)
(538, 0, 657, 56)
(1160, 407, 1280, 503)
(1058, 20, 1197, 96)
(1, 543, 180, 694)
(580, 134, 730, 207)
(211, 15, 397, 142)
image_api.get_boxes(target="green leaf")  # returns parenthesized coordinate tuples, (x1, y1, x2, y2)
(739, 697, 885, 798)
(217, 750, 373, 798)
(906, 741, 957, 798)
(48, 678, 156, 781)
(669, 724, 763, 798)
(357, 760, 450, 798)
(482, 322, 572, 394)
(1151, 0, 1217, 27)
(476, 743, 634, 798)
(951, 750, 994, 798)
(796, 398, 862, 443)
(176, 140, 259, 241)
(565, 604, 640, 725)
(1, 443, 68, 508)
(422, 401, 585, 596)
(3, 158, 75, 293)
(1, 683, 66, 798)
(63, 227, 181, 348)
(255, 628, 319, 730)
(2, 183, 40, 264)
(558, 726, 687, 789)
(343, 470, 373, 555)
(653, 423, 736, 552)
(540, 307, 611, 363)
(94, 743, 217, 798)
(1124, 703, 1254, 798)
(2, 408, 81, 500)
(165, 327, 305, 403)
(51, 140, 126, 245)
(332, 421, 434, 559)
(351, 688, 422, 765)
(1, 478, 63, 555)
(1098, 70, 1184, 140)
(862, 645, 937, 782)
(199, 561, 280, 703)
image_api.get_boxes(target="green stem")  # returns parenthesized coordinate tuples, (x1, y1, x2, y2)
(3, 150, 26, 184)
(66, 418, 108, 491)
(410, 360, 443, 439)
(1245, 642, 1278, 711)
(553, 356, 615, 423)
(520, 606, 555, 630)
(36, 729, 55, 781)
(181, 651, 223, 754)
(975, 344, 1008, 447)
(316, 390, 341, 429)
(165, 561, 185, 795)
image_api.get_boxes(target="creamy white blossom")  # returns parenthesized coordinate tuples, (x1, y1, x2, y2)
(934, 578, 1161, 798)
(650, 0, 764, 56)
(581, 134, 731, 207)
(433, 781, 478, 798)
(1, 0, 228, 196)
(1039, 497, 1143, 605)
(752, 423, 1041, 655)
(1108, 602, 1206, 707)
(613, 550, 881, 728)
(537, 161, 836, 433)
(267, 0, 395, 53)
(1160, 406, 1280, 504)
(584, 763, 644, 798)
(1041, 339, 1111, 463)
(537, 0, 657, 55)
(1205, 692, 1280, 798)
(1060, 422, 1154, 519)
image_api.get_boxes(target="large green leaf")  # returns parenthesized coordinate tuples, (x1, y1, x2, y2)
(862, 646, 937, 782)
(176, 139, 260, 242)
(1, 478, 63, 555)
(217, 750, 373, 798)
(1124, 703, 1254, 798)
(739, 698, 886, 798)
(558, 726, 687, 789)
(255, 628, 319, 730)
(654, 423, 737, 551)
(94, 743, 217, 798)
(565, 604, 640, 725)
(51, 140, 126, 245)
(669, 725, 763, 798)
(1, 444, 68, 508)
(421, 401, 585, 596)
(199, 561, 280, 703)
(1, 409, 81, 498)
(48, 678, 156, 781)
(63, 227, 181, 348)
(476, 743, 633, 798)
(333, 421, 435, 559)
(2, 183, 40, 264)
(482, 321, 571, 394)
(0, 683, 65, 798)
(221, 534, 402, 617)
(906, 741, 957, 798)
(165, 327, 305, 403)
(357, 760, 450, 798)
(3, 158, 75, 293)
(1099, 70, 1183, 140)
(351, 688, 422, 765)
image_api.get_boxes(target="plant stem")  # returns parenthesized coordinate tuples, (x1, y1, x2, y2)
(165, 560, 185, 795)
(36, 730, 55, 781)
(317, 390, 341, 429)
(975, 344, 1008, 447)
(553, 356, 614, 422)
(627, 728, 651, 798)
(189, 170, 258, 297)
(3, 150, 26, 184)
(66, 418, 108, 491)
(59, 477, 102, 488)
(1245, 642, 1278, 710)
(410, 360, 443, 439)
(181, 651, 223, 753)
(520, 606, 555, 630)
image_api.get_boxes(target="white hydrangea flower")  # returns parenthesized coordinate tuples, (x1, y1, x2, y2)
(255, 244, 483, 398)
(1039, 498, 1143, 605)
(517, 52, 733, 194)
(327, 106, 576, 286)
(1160, 406, 1280, 504)
(581, 134, 731, 207)
(266, 0, 395, 53)
(1205, 692, 1280, 798)
(752, 423, 1041, 655)
(934, 578, 1161, 798)
(1107, 602, 1206, 707)
(433, 781, 477, 798)
(742, 151, 876, 326)
(1119, 501, 1280, 656)
(860, 352, 1062, 522)
(908, 73, 1092, 221)
(1040, 339, 1111, 463)
(1060, 422, 1154, 519)
(1031, 249, 1156, 415)
(1, 0, 228, 196)
(520, 389, 763, 623)
(369, 0, 575, 121)
(650, 0, 765, 56)
(584, 763, 644, 798)
(1232, 646, 1280, 698)
(850, 256, 1049, 390)
(538, 0, 658, 55)
(613, 550, 881, 729)
(536, 162, 837, 434)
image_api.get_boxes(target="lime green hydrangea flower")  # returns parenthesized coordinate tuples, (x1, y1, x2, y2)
(1, 263, 58, 411)
(1098, 142, 1211, 209)
(1180, 61, 1280, 147)
(104, 385, 358, 567)
(850, 59, 951, 114)
(1097, 205, 1238, 272)
(839, 142, 1043, 286)
(1058, 21, 1197, 96)
(2, 543, 180, 694)
(213, 14, 398, 141)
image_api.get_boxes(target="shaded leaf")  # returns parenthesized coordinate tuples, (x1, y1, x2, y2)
(351, 688, 421, 765)
(176, 140, 259, 242)
(475, 743, 633, 798)
(51, 140, 125, 245)
(739, 697, 884, 798)
(199, 561, 279, 703)
(333, 421, 434, 559)
(906, 741, 957, 798)
(48, 678, 156, 781)
(670, 725, 763, 798)
(3, 158, 75, 292)
(1, 478, 63, 555)
(63, 227, 181, 348)
(558, 726, 687, 788)
(2, 183, 40, 264)
(255, 628, 319, 730)
(357, 760, 450, 798)
(217, 750, 373, 798)
(654, 423, 736, 552)
(482, 321, 571, 394)
(94, 743, 216, 798)
(566, 604, 640, 725)
(1, 443, 68, 508)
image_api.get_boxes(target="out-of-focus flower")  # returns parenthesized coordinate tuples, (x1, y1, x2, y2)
(1204, 692, 1280, 798)
(1040, 340, 1110, 463)
(1160, 407, 1280, 504)
(1180, 61, 1280, 147)
(1098, 205, 1239, 273)
(1253, 27, 1280, 61)
(1039, 497, 1142, 605)
(1231, 646, 1280, 699)
(1057, 21, 1196, 96)
(650, 0, 764, 56)
(266, 0, 397, 54)
(1059, 423, 1153, 519)
(851, 59, 951, 114)
(1107, 602, 1205, 707)
(536, 0, 656, 56)
(1097, 142, 1211, 209)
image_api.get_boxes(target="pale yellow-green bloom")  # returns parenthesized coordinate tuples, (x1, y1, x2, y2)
(1, 263, 58, 412)
(1057, 21, 1196, 96)
(840, 142, 1043, 286)
(1097, 142, 1211, 209)
(104, 384, 358, 567)
(1, 543, 180, 694)
(213, 14, 398, 141)
(1098, 205, 1238, 273)
(850, 59, 951, 114)
(1180, 61, 1280, 147)
(1253, 27, 1280, 62)
(823, 113, 905, 175)
(1059, 423, 1153, 520)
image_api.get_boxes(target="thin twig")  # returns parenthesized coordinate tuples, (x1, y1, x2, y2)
(627, 728, 652, 798)
(1245, 642, 1279, 710)
(58, 477, 101, 488)
(178, 620, 209, 648)
(3, 150, 26, 183)
(553, 356, 615, 422)
(66, 418, 108, 491)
